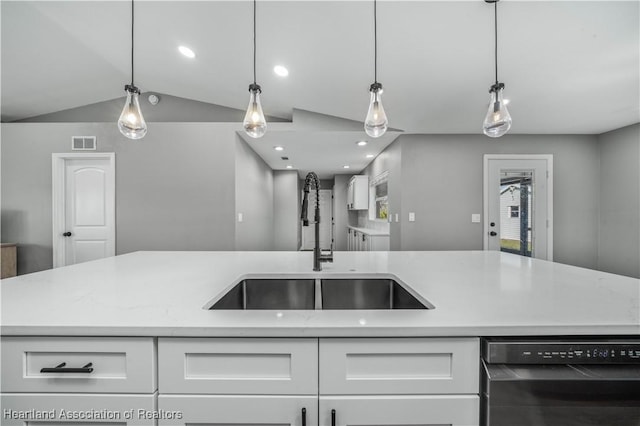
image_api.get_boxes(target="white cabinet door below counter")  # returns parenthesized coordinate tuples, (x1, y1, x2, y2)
(1, 393, 156, 425)
(319, 395, 479, 426)
(158, 395, 318, 426)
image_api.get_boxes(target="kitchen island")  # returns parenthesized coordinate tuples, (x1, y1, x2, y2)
(1, 250, 638, 336)
(1, 251, 638, 426)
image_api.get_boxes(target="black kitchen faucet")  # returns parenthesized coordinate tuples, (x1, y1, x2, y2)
(301, 172, 333, 271)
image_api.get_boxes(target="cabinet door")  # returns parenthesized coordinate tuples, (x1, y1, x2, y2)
(159, 338, 318, 395)
(351, 176, 369, 210)
(347, 181, 354, 209)
(369, 235, 390, 251)
(1, 336, 156, 393)
(1, 393, 156, 425)
(319, 395, 479, 426)
(320, 338, 479, 395)
(159, 395, 318, 426)
(361, 234, 370, 251)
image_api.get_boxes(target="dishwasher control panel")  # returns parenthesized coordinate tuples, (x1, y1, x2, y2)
(482, 339, 640, 364)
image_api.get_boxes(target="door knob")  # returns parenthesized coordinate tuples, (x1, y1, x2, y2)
(489, 231, 497, 236)
(63, 232, 72, 237)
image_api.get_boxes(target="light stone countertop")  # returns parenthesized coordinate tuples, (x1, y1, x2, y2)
(347, 226, 390, 236)
(1, 251, 638, 337)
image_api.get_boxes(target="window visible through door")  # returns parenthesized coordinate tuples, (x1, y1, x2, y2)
(500, 171, 533, 257)
(369, 171, 389, 221)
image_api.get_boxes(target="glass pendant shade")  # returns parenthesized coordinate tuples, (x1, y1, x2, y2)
(483, 85, 511, 138)
(243, 84, 267, 138)
(364, 84, 388, 138)
(118, 86, 147, 140)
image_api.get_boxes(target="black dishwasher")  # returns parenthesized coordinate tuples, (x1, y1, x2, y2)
(481, 337, 640, 426)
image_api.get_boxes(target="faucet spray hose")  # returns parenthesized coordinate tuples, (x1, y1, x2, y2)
(301, 189, 309, 226)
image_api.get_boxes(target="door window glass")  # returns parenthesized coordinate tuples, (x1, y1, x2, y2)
(500, 170, 534, 257)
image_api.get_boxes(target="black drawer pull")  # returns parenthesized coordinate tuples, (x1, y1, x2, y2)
(40, 362, 94, 373)
(301, 407, 306, 426)
(331, 409, 336, 426)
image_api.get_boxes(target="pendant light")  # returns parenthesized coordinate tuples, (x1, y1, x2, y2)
(243, 0, 267, 138)
(483, 0, 511, 138)
(364, 0, 388, 138)
(118, 0, 147, 140)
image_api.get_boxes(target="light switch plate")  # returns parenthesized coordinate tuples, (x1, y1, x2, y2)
(238, 213, 243, 223)
(471, 213, 481, 223)
(395, 213, 399, 222)
(409, 212, 415, 222)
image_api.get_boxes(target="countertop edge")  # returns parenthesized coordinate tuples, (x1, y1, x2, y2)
(3, 324, 639, 338)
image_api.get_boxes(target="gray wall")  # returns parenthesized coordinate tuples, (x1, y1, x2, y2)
(398, 134, 601, 270)
(273, 170, 299, 251)
(3, 119, 637, 277)
(359, 139, 403, 250)
(597, 123, 640, 278)
(234, 136, 274, 251)
(1, 122, 239, 274)
(355, 134, 603, 270)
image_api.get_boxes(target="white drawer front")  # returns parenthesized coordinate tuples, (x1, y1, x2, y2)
(158, 338, 318, 395)
(319, 338, 479, 395)
(158, 395, 318, 425)
(319, 395, 479, 426)
(0, 393, 156, 425)
(1, 337, 156, 393)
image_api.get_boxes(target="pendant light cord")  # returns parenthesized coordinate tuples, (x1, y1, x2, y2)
(374, 0, 378, 84)
(493, 1, 498, 84)
(253, 0, 257, 85)
(130, 0, 135, 87)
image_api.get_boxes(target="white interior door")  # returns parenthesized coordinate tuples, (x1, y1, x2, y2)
(53, 153, 115, 267)
(301, 189, 333, 251)
(484, 155, 553, 261)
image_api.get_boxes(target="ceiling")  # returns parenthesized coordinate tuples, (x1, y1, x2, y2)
(238, 110, 403, 178)
(2, 1, 639, 175)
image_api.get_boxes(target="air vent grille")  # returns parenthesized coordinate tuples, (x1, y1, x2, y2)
(71, 136, 96, 151)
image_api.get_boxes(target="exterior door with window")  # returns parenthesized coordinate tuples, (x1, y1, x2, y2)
(484, 155, 553, 261)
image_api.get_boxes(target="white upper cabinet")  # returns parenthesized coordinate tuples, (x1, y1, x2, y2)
(347, 176, 368, 210)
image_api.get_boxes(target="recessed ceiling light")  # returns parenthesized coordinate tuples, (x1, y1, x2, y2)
(274, 65, 289, 77)
(274, 146, 284, 151)
(504, 99, 510, 105)
(286, 165, 293, 169)
(356, 141, 368, 146)
(178, 45, 196, 58)
(343, 165, 350, 169)
(366, 154, 374, 158)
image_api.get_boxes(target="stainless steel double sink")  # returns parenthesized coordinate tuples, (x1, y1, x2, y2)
(206, 276, 434, 310)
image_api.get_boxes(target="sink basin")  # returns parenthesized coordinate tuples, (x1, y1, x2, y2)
(207, 276, 433, 310)
(210, 278, 315, 310)
(321, 278, 431, 310)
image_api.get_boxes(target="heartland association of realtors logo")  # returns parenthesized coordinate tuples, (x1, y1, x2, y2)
(3, 408, 183, 421)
